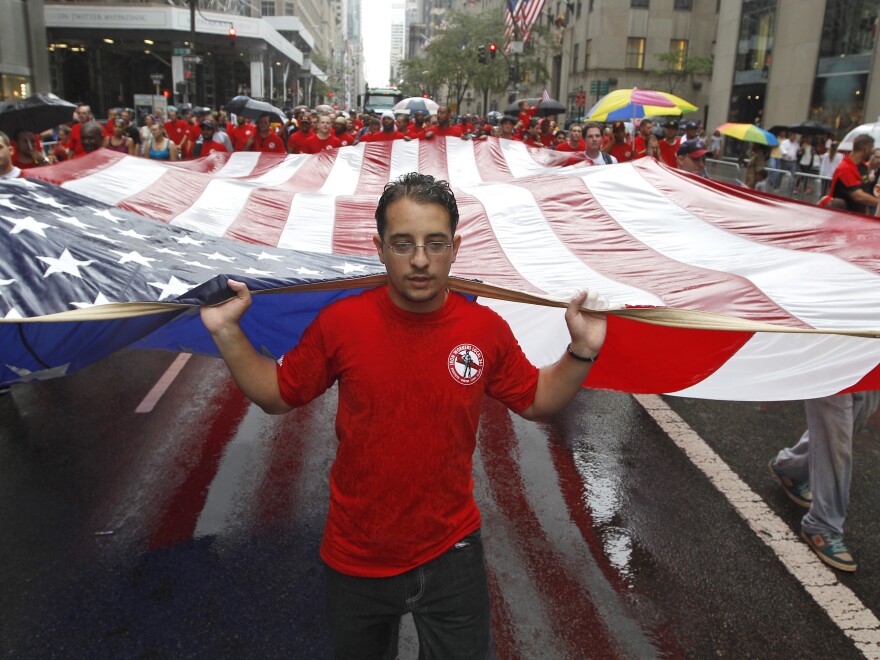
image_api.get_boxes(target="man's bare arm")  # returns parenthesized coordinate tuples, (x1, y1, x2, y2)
(200, 279, 293, 414)
(519, 290, 607, 420)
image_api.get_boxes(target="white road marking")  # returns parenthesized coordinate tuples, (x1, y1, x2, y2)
(135, 353, 192, 413)
(635, 394, 880, 659)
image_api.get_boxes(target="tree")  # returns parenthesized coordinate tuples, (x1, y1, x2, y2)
(398, 10, 549, 113)
(651, 51, 714, 95)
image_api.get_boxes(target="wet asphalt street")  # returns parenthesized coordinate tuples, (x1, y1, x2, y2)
(1, 348, 879, 659)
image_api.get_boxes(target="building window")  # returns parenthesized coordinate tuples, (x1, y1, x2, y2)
(585, 39, 591, 70)
(576, 0, 582, 19)
(284, 2, 294, 15)
(572, 43, 580, 72)
(261, 1, 275, 16)
(589, 0, 594, 12)
(670, 39, 688, 70)
(626, 37, 646, 69)
(674, 0, 692, 8)
(631, 0, 649, 7)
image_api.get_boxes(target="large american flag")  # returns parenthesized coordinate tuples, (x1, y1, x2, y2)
(504, 0, 548, 44)
(8, 138, 880, 400)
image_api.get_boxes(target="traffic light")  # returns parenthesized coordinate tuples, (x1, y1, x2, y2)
(508, 65, 517, 82)
(163, 89, 170, 98)
(229, 26, 237, 47)
(489, 43, 497, 60)
(477, 45, 487, 64)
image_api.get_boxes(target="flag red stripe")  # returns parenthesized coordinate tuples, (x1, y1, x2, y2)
(517, 176, 808, 326)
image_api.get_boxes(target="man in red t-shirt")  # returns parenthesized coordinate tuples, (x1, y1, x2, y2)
(228, 115, 256, 152)
(360, 111, 406, 142)
(424, 105, 463, 139)
(605, 120, 634, 162)
(301, 115, 342, 153)
(555, 123, 585, 152)
(190, 120, 229, 158)
(200, 172, 610, 657)
(164, 107, 189, 147)
(633, 119, 654, 160)
(286, 116, 313, 153)
(69, 104, 93, 154)
(245, 113, 286, 153)
(406, 111, 427, 140)
(828, 133, 880, 214)
(498, 115, 520, 140)
(657, 119, 680, 168)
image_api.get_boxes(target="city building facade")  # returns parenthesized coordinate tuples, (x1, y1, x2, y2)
(0, 0, 365, 117)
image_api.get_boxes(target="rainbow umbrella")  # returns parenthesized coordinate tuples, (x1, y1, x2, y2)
(716, 122, 779, 146)
(585, 88, 697, 122)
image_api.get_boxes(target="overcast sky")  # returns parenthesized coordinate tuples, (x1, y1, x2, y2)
(361, 0, 393, 87)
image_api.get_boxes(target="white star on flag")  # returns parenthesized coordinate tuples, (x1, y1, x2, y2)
(70, 292, 113, 309)
(0, 278, 14, 286)
(2, 215, 51, 236)
(179, 260, 218, 270)
(92, 208, 124, 222)
(339, 263, 367, 274)
(37, 248, 94, 278)
(200, 251, 236, 262)
(154, 247, 186, 256)
(53, 213, 93, 230)
(112, 250, 158, 267)
(0, 197, 26, 212)
(84, 232, 122, 244)
(29, 193, 69, 209)
(293, 266, 321, 275)
(147, 275, 193, 301)
(4, 308, 22, 319)
(116, 228, 150, 241)
(175, 235, 205, 246)
(249, 251, 284, 261)
(240, 267, 274, 276)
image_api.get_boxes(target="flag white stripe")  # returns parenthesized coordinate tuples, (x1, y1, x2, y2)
(445, 138, 483, 188)
(583, 166, 880, 328)
(498, 139, 557, 178)
(277, 192, 336, 252)
(171, 156, 310, 235)
(465, 181, 664, 303)
(63, 157, 168, 205)
(670, 333, 880, 400)
(213, 151, 262, 178)
(320, 144, 364, 195)
(389, 139, 421, 182)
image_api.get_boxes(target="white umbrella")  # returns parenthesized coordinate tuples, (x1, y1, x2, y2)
(392, 97, 439, 116)
(838, 118, 880, 151)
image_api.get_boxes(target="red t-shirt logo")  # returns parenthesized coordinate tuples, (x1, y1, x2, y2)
(448, 344, 484, 385)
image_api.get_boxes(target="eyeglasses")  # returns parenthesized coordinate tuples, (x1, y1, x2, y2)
(385, 241, 452, 257)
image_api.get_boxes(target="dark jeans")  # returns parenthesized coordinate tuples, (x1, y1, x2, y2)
(323, 529, 494, 660)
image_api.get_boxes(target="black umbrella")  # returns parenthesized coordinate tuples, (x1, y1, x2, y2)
(767, 125, 788, 135)
(0, 93, 77, 136)
(504, 97, 566, 118)
(225, 95, 286, 124)
(788, 120, 833, 136)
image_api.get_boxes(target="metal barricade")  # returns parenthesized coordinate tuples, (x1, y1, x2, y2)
(791, 172, 831, 205)
(762, 167, 793, 197)
(705, 159, 743, 186)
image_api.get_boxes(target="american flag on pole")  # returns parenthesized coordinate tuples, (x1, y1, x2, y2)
(504, 0, 548, 44)
(7, 139, 880, 400)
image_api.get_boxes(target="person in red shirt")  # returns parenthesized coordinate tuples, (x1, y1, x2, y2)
(395, 113, 411, 136)
(520, 118, 544, 148)
(633, 119, 654, 159)
(424, 106, 463, 139)
(657, 119, 680, 167)
(200, 171, 608, 658)
(102, 108, 118, 138)
(164, 107, 189, 147)
(498, 115, 520, 140)
(555, 123, 585, 152)
(332, 116, 356, 147)
(69, 104, 92, 155)
(228, 115, 256, 152)
(301, 115, 342, 153)
(360, 111, 406, 142)
(406, 112, 427, 140)
(245, 113, 286, 153)
(287, 116, 313, 153)
(827, 133, 880, 214)
(190, 120, 229, 157)
(517, 98, 540, 129)
(10, 130, 48, 169)
(605, 120, 634, 162)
